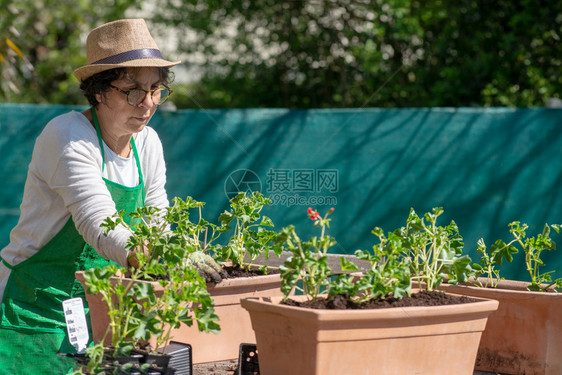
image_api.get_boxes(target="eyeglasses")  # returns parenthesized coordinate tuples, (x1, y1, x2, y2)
(110, 84, 172, 106)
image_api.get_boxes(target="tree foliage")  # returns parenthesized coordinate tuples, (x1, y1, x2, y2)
(157, 0, 561, 108)
(1, 0, 560, 108)
(0, 0, 141, 104)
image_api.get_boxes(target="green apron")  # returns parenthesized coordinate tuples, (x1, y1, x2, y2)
(0, 107, 145, 374)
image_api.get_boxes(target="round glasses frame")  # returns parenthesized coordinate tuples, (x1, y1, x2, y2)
(110, 84, 172, 106)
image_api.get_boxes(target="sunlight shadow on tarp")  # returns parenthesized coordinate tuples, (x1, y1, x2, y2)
(0, 104, 560, 281)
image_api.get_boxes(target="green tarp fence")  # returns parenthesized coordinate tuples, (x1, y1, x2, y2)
(1, 104, 561, 281)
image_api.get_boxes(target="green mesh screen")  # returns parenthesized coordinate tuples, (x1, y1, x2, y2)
(1, 104, 561, 281)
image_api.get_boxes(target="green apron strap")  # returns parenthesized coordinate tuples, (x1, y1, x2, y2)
(1, 258, 13, 270)
(92, 106, 145, 212)
(92, 107, 145, 193)
(130, 135, 145, 199)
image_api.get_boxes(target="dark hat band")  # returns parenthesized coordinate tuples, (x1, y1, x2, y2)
(92, 48, 164, 65)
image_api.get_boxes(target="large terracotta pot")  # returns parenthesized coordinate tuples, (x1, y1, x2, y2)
(439, 279, 562, 375)
(241, 293, 499, 375)
(154, 272, 284, 363)
(75, 269, 285, 364)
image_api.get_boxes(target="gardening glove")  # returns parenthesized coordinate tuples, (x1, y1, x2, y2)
(188, 251, 228, 283)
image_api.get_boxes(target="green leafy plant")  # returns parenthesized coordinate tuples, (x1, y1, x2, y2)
(83, 266, 141, 352)
(275, 207, 337, 300)
(276, 207, 412, 303)
(507, 222, 561, 292)
(517, 222, 562, 292)
(393, 207, 472, 291)
(470, 222, 562, 292)
(167, 196, 229, 254)
(470, 236, 519, 288)
(336, 207, 470, 301)
(331, 227, 412, 302)
(80, 197, 221, 372)
(215, 192, 279, 271)
(109, 196, 228, 262)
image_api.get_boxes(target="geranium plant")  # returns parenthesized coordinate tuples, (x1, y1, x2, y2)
(275, 207, 411, 302)
(331, 226, 412, 302)
(469, 236, 519, 288)
(77, 197, 221, 373)
(240, 207, 501, 375)
(214, 191, 279, 272)
(393, 207, 472, 291)
(275, 207, 336, 300)
(332, 207, 471, 300)
(471, 221, 562, 291)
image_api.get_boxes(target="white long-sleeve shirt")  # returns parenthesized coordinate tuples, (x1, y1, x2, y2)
(0, 110, 169, 301)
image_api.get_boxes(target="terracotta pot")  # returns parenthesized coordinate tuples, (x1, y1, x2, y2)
(151, 271, 285, 364)
(75, 269, 284, 364)
(241, 293, 499, 375)
(439, 279, 562, 375)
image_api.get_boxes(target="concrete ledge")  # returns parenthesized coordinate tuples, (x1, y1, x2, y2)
(252, 251, 371, 273)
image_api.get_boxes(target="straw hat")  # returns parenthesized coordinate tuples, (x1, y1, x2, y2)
(73, 19, 180, 81)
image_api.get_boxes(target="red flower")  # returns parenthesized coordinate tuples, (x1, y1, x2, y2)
(307, 207, 320, 221)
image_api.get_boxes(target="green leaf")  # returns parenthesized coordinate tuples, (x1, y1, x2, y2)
(449, 254, 473, 284)
(260, 216, 274, 227)
(130, 281, 156, 302)
(218, 211, 235, 225)
(339, 256, 359, 272)
(490, 239, 518, 265)
(114, 343, 134, 358)
(527, 283, 541, 292)
(133, 310, 161, 340)
(354, 249, 370, 260)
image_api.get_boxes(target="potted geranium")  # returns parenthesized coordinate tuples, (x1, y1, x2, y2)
(153, 191, 286, 363)
(73, 200, 218, 374)
(214, 191, 279, 272)
(74, 266, 213, 374)
(438, 221, 562, 375)
(77, 192, 285, 364)
(241, 207, 499, 375)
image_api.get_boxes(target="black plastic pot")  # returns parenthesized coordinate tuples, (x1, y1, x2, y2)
(117, 353, 144, 365)
(163, 341, 192, 375)
(65, 342, 189, 375)
(238, 343, 259, 375)
(145, 352, 172, 370)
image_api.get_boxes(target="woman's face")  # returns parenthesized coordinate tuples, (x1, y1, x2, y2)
(95, 67, 163, 137)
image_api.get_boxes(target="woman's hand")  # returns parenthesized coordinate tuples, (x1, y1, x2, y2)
(187, 251, 227, 283)
(126, 245, 150, 269)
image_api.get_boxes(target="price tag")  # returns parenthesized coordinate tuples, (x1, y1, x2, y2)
(62, 297, 89, 354)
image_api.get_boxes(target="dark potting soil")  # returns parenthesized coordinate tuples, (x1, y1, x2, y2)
(222, 265, 279, 278)
(283, 290, 479, 310)
(149, 264, 279, 283)
(200, 264, 280, 283)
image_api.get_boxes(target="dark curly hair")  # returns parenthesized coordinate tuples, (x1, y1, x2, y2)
(79, 67, 174, 106)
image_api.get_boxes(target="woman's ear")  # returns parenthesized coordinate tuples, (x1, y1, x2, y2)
(95, 92, 103, 104)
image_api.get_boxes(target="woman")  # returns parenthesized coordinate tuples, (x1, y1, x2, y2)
(0, 19, 220, 373)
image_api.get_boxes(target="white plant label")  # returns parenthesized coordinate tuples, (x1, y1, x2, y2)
(62, 297, 89, 354)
